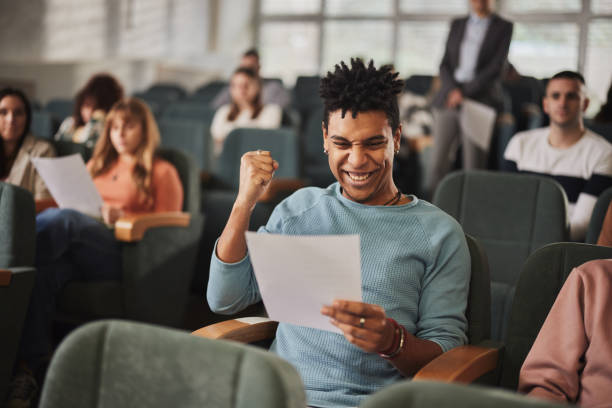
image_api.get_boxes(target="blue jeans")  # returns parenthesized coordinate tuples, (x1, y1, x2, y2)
(19, 208, 122, 370)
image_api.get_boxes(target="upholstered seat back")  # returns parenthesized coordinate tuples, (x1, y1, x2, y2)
(433, 170, 568, 340)
(40, 320, 306, 408)
(215, 128, 300, 190)
(156, 147, 200, 214)
(464, 234, 491, 345)
(0, 182, 35, 268)
(585, 186, 612, 244)
(500, 242, 612, 390)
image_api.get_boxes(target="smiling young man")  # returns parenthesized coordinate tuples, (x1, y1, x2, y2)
(207, 59, 470, 408)
(504, 71, 612, 241)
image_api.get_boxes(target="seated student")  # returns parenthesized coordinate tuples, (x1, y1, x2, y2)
(212, 48, 290, 109)
(210, 67, 282, 157)
(54, 73, 124, 149)
(207, 59, 470, 408)
(7, 98, 183, 406)
(519, 258, 612, 407)
(504, 71, 612, 241)
(0, 87, 55, 199)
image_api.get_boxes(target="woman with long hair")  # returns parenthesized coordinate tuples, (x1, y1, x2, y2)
(210, 67, 282, 157)
(8, 98, 183, 406)
(0, 87, 55, 199)
(54, 73, 124, 148)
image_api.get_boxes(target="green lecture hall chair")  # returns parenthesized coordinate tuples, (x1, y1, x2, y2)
(0, 183, 37, 402)
(585, 186, 612, 244)
(433, 170, 568, 341)
(54, 147, 204, 329)
(39, 320, 305, 408)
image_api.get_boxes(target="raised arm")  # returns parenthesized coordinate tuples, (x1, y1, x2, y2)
(216, 150, 278, 263)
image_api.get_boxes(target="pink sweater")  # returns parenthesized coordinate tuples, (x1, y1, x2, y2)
(519, 259, 612, 407)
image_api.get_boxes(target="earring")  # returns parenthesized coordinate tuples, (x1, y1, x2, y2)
(324, 149, 328, 155)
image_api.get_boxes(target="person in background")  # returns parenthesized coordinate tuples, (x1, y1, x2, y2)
(54, 73, 124, 149)
(7, 98, 183, 407)
(519, 258, 612, 407)
(593, 80, 612, 123)
(207, 59, 470, 408)
(504, 71, 612, 241)
(212, 48, 290, 109)
(0, 87, 55, 199)
(210, 67, 282, 157)
(427, 0, 513, 195)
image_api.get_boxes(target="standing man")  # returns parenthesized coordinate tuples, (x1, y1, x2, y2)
(212, 48, 290, 109)
(207, 59, 470, 408)
(428, 0, 513, 195)
(504, 71, 612, 241)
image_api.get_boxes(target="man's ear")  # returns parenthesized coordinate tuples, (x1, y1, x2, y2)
(542, 95, 550, 115)
(393, 125, 402, 152)
(582, 97, 590, 113)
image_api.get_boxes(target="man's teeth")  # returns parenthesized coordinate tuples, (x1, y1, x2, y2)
(348, 172, 371, 181)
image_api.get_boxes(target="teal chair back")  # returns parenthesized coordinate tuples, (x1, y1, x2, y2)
(161, 102, 216, 122)
(500, 242, 612, 390)
(156, 147, 200, 214)
(45, 99, 74, 123)
(464, 234, 491, 345)
(53, 140, 93, 162)
(40, 320, 306, 408)
(158, 118, 212, 172)
(361, 381, 566, 408)
(585, 186, 612, 244)
(215, 128, 299, 190)
(0, 183, 36, 401)
(192, 80, 227, 105)
(433, 170, 568, 341)
(31, 111, 55, 139)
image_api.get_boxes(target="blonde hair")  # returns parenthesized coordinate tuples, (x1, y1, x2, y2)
(89, 98, 160, 208)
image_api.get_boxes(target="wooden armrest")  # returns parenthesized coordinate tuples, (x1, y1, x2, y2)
(114, 211, 191, 242)
(0, 269, 11, 287)
(413, 345, 499, 384)
(35, 198, 58, 213)
(191, 317, 278, 343)
(259, 178, 305, 203)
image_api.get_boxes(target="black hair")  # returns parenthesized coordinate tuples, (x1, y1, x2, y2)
(550, 71, 585, 85)
(0, 87, 32, 178)
(320, 58, 404, 133)
(243, 48, 260, 60)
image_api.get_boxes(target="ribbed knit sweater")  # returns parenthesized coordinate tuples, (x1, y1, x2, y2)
(208, 183, 470, 408)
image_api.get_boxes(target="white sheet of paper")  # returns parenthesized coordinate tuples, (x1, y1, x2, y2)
(245, 232, 362, 334)
(31, 154, 103, 217)
(460, 98, 497, 151)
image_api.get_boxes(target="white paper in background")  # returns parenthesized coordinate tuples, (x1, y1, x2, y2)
(31, 154, 103, 218)
(460, 98, 497, 151)
(245, 232, 362, 334)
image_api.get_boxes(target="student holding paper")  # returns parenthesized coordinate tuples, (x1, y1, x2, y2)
(8, 98, 183, 406)
(208, 59, 470, 408)
(0, 87, 56, 199)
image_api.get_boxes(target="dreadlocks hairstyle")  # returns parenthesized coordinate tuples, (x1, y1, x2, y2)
(320, 58, 404, 133)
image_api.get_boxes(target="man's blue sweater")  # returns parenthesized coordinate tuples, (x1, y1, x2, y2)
(208, 183, 470, 408)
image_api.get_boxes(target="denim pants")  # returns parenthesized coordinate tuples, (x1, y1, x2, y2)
(19, 208, 122, 370)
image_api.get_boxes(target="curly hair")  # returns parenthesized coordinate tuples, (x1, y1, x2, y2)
(320, 58, 404, 132)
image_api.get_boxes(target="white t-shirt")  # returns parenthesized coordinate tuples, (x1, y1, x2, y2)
(210, 104, 282, 157)
(504, 127, 612, 241)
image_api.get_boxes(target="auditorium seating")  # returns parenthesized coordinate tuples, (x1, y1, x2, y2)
(54, 148, 204, 328)
(0, 183, 37, 402)
(586, 186, 612, 244)
(433, 171, 568, 341)
(39, 320, 306, 408)
(158, 118, 213, 172)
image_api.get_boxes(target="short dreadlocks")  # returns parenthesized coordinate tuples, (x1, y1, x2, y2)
(320, 58, 404, 133)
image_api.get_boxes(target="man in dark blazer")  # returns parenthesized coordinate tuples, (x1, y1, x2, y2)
(427, 0, 513, 195)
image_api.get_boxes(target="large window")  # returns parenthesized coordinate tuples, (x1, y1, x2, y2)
(257, 0, 612, 112)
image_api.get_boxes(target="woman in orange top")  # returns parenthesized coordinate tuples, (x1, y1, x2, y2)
(12, 98, 183, 404)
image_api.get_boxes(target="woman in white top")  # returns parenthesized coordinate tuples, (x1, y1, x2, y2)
(210, 67, 282, 157)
